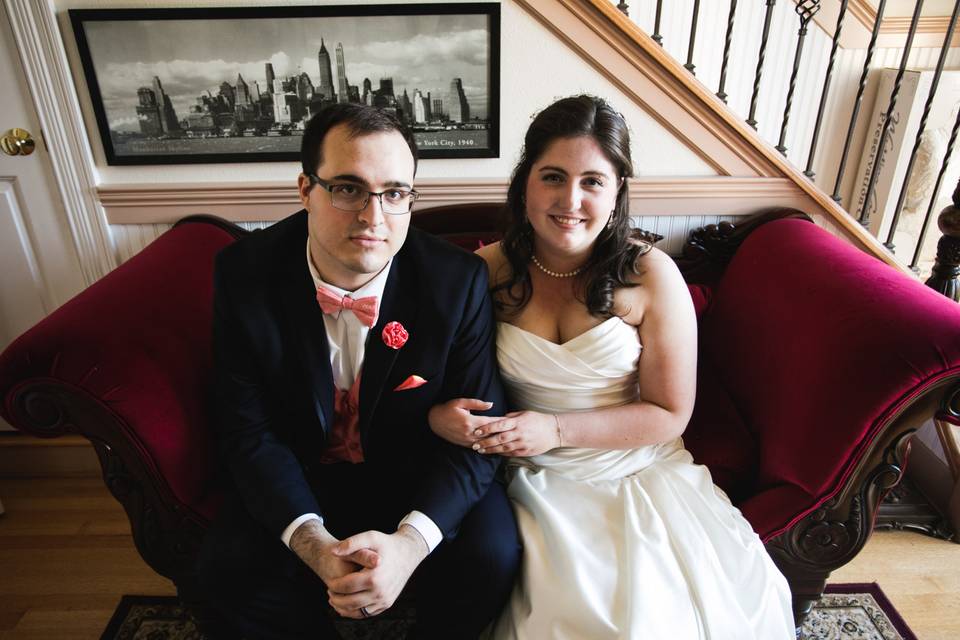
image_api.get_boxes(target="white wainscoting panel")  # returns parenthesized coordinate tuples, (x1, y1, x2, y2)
(237, 221, 275, 232)
(632, 214, 741, 257)
(111, 223, 172, 264)
(109, 220, 276, 263)
(110, 214, 741, 266)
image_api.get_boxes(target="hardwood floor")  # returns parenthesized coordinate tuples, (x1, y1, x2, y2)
(0, 476, 174, 640)
(0, 474, 958, 639)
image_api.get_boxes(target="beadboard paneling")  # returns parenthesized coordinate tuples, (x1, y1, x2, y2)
(110, 213, 748, 263)
(633, 214, 740, 257)
(625, 0, 960, 274)
(627, 2, 960, 197)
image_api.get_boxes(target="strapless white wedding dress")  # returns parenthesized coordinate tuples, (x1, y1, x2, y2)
(488, 317, 794, 640)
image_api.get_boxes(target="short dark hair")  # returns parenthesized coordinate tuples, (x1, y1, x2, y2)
(300, 103, 419, 176)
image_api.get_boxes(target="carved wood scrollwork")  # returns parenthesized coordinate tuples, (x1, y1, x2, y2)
(92, 438, 205, 581)
(940, 382, 960, 423)
(17, 388, 71, 435)
(878, 379, 960, 541)
(766, 430, 913, 627)
(876, 478, 954, 540)
(9, 382, 207, 584)
(684, 220, 738, 263)
(677, 208, 812, 283)
(773, 432, 907, 569)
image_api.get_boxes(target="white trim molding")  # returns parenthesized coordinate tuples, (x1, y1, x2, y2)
(99, 178, 512, 223)
(99, 176, 813, 223)
(4, 0, 114, 284)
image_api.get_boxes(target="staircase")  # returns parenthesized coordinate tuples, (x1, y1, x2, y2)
(591, 0, 960, 297)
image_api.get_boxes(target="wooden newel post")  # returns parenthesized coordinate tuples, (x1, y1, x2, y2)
(925, 179, 960, 301)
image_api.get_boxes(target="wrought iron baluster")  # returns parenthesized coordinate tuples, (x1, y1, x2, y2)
(859, 0, 925, 228)
(685, 0, 701, 74)
(617, 0, 629, 17)
(717, 0, 738, 103)
(805, 0, 849, 178)
(747, 0, 777, 129)
(832, 0, 888, 203)
(653, 1, 664, 46)
(913, 106, 960, 273)
(886, 1, 960, 251)
(924, 179, 960, 301)
(776, 1, 821, 155)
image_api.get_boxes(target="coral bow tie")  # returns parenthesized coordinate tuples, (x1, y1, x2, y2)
(316, 287, 378, 328)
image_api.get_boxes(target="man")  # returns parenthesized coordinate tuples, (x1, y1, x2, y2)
(199, 103, 520, 639)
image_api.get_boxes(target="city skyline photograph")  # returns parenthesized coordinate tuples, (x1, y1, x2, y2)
(70, 4, 500, 164)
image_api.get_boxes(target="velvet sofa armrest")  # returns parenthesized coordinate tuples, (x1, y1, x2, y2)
(702, 218, 960, 527)
(0, 218, 241, 580)
(701, 217, 960, 625)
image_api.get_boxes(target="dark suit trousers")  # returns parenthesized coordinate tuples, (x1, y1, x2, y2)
(198, 463, 521, 640)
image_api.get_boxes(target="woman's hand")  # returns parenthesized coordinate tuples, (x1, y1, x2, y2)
(428, 398, 499, 447)
(472, 411, 562, 457)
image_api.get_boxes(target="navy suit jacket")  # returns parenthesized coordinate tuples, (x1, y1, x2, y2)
(212, 209, 506, 541)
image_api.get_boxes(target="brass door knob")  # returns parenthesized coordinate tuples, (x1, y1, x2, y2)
(1, 128, 36, 156)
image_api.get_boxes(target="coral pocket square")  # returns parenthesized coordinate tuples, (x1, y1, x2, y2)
(394, 375, 428, 391)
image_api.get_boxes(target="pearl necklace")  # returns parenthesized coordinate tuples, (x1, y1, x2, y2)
(531, 254, 584, 278)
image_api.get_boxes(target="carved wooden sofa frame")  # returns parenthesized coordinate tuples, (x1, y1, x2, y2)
(3, 206, 959, 630)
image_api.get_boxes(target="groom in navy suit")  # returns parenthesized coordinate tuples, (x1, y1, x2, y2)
(198, 103, 520, 639)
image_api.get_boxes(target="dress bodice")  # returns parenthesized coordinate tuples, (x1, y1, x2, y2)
(496, 316, 641, 413)
(496, 316, 681, 480)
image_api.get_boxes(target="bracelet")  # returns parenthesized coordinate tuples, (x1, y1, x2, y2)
(553, 414, 564, 448)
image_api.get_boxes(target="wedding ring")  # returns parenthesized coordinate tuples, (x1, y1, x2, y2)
(360, 606, 371, 618)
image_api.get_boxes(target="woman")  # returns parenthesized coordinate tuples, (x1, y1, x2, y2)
(428, 95, 794, 639)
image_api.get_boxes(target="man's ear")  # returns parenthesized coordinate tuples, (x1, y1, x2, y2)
(297, 173, 312, 207)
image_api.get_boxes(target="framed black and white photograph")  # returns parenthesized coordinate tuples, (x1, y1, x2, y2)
(69, 4, 500, 164)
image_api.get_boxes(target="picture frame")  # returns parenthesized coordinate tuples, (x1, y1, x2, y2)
(69, 3, 500, 165)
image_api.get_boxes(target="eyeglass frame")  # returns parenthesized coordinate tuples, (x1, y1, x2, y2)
(304, 173, 420, 215)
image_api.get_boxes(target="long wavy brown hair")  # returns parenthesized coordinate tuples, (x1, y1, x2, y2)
(493, 95, 659, 318)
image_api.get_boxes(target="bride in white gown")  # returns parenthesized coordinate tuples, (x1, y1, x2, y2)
(428, 96, 794, 639)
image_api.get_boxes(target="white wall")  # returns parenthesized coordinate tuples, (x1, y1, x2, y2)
(55, 0, 715, 190)
(55, 0, 960, 265)
(55, 0, 726, 260)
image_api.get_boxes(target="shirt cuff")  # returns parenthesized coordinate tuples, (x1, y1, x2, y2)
(399, 510, 443, 553)
(281, 513, 322, 548)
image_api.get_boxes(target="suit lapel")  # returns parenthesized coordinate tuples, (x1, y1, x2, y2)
(359, 248, 419, 440)
(275, 220, 335, 434)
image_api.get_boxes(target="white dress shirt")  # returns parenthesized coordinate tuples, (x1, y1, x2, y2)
(280, 240, 443, 552)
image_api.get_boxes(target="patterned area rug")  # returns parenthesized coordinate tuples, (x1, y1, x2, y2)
(805, 583, 918, 640)
(101, 583, 916, 640)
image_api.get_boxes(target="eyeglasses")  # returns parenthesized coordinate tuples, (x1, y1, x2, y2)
(306, 174, 419, 215)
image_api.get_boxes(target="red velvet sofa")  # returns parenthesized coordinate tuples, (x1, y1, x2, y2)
(2, 206, 959, 629)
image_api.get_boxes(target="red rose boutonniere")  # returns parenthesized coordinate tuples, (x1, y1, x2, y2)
(381, 321, 409, 350)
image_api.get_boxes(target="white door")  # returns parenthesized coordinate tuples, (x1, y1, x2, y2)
(0, 5, 87, 429)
